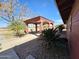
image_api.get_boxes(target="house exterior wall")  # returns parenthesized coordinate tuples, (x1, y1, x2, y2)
(67, 0, 79, 59)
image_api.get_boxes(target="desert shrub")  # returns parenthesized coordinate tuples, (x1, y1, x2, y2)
(42, 28, 60, 48)
(57, 24, 65, 32)
(42, 28, 68, 50)
(8, 20, 26, 37)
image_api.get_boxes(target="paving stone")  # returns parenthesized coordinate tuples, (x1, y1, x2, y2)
(25, 55, 35, 59)
(0, 49, 19, 59)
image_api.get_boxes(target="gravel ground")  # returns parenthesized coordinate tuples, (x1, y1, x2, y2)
(0, 34, 37, 52)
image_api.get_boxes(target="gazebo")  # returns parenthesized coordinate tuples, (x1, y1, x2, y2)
(24, 16, 54, 33)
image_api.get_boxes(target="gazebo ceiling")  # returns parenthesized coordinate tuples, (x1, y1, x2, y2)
(24, 16, 53, 24)
(56, 0, 75, 23)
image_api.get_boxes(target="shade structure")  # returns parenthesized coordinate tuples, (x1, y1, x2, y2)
(24, 16, 54, 33)
(24, 16, 53, 24)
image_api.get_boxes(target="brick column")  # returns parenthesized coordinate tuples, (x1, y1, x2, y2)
(26, 24, 28, 33)
(35, 23, 38, 32)
(40, 22, 43, 32)
(48, 23, 50, 28)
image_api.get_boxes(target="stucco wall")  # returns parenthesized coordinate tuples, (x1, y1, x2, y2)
(67, 0, 79, 59)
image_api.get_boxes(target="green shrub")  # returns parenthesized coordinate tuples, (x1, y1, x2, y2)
(42, 28, 60, 48)
(42, 28, 68, 49)
(57, 24, 65, 32)
(8, 20, 26, 37)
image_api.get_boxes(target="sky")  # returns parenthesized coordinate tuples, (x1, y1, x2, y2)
(0, 0, 63, 28)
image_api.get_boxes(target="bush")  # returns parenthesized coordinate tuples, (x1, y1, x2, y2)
(42, 28, 68, 49)
(8, 20, 26, 37)
(57, 24, 65, 32)
(42, 28, 60, 48)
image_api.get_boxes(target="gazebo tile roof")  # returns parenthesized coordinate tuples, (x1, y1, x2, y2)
(24, 16, 53, 24)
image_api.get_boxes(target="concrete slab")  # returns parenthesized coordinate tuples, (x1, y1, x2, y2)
(0, 49, 19, 59)
(25, 55, 35, 59)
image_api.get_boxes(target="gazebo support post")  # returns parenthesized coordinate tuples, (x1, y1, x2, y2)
(26, 24, 28, 33)
(48, 23, 50, 28)
(35, 23, 38, 32)
(40, 22, 43, 32)
(51, 23, 53, 29)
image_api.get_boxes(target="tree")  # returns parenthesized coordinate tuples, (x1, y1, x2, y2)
(0, 0, 27, 36)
